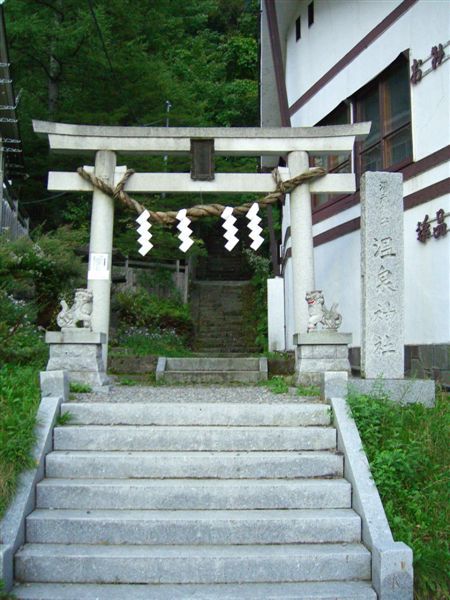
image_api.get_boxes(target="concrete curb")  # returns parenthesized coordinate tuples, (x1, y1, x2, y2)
(0, 371, 68, 591)
(323, 373, 413, 599)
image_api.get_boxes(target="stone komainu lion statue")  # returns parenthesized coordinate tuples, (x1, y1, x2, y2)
(57, 289, 93, 330)
(306, 290, 342, 332)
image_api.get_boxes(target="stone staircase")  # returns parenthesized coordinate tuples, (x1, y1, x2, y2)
(12, 385, 376, 599)
(190, 281, 258, 354)
(191, 221, 258, 355)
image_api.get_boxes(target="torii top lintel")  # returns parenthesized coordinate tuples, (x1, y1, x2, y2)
(32, 120, 371, 156)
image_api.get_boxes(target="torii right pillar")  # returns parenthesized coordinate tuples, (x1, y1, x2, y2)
(287, 151, 351, 386)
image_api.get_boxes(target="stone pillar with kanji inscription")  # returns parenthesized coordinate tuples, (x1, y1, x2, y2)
(361, 171, 404, 379)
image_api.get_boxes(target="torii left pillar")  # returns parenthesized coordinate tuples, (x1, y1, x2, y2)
(87, 150, 117, 366)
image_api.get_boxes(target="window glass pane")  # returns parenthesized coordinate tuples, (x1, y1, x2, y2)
(360, 87, 380, 148)
(312, 193, 329, 208)
(385, 63, 410, 133)
(328, 154, 351, 172)
(312, 102, 351, 210)
(361, 144, 382, 172)
(385, 124, 412, 166)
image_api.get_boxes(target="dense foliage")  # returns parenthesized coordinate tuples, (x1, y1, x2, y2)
(113, 287, 194, 345)
(6, 0, 260, 248)
(348, 390, 450, 599)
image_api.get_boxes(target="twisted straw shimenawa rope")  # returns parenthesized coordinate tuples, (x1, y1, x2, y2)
(76, 166, 327, 225)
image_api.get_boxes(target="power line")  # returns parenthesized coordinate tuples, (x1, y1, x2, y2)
(86, 0, 143, 124)
(21, 191, 69, 205)
(86, 0, 115, 76)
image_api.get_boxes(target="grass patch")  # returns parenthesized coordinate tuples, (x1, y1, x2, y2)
(118, 377, 139, 386)
(297, 385, 320, 397)
(69, 381, 92, 393)
(265, 376, 290, 394)
(0, 365, 41, 519)
(348, 389, 450, 599)
(111, 330, 193, 358)
(56, 411, 73, 426)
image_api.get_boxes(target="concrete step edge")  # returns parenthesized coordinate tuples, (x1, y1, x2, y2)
(11, 581, 378, 600)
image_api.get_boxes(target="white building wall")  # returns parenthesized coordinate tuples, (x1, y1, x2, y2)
(286, 0, 450, 161)
(275, 0, 450, 350)
(314, 230, 361, 344)
(285, 0, 399, 111)
(403, 196, 450, 345)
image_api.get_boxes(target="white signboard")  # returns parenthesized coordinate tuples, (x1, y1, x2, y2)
(88, 253, 110, 280)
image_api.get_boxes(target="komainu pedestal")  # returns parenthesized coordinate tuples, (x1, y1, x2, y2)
(45, 330, 109, 387)
(294, 331, 352, 386)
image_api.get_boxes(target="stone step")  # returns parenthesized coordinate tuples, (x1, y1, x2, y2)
(193, 349, 260, 355)
(11, 581, 377, 600)
(37, 478, 351, 510)
(69, 386, 319, 404)
(61, 402, 330, 426)
(15, 543, 371, 584)
(192, 346, 259, 355)
(160, 371, 264, 384)
(165, 358, 261, 371)
(192, 280, 252, 288)
(54, 426, 336, 451)
(45, 451, 344, 479)
(194, 333, 251, 341)
(26, 508, 361, 545)
(193, 337, 252, 345)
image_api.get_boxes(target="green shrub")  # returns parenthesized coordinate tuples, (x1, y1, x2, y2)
(0, 228, 85, 328)
(113, 288, 194, 343)
(348, 390, 450, 598)
(0, 291, 47, 366)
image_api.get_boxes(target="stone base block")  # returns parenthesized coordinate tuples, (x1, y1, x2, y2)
(295, 333, 352, 387)
(349, 377, 435, 407)
(321, 371, 348, 401)
(45, 331, 109, 389)
(39, 371, 69, 401)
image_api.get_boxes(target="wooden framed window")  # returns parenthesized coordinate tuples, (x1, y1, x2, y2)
(311, 102, 351, 208)
(356, 55, 412, 175)
(311, 54, 412, 212)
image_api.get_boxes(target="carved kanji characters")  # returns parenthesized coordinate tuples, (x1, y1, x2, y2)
(376, 266, 397, 292)
(373, 236, 396, 258)
(374, 334, 396, 355)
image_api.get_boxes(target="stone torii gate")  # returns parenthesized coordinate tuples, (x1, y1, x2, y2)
(34, 120, 370, 381)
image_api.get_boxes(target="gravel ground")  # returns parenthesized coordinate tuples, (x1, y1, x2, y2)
(71, 385, 321, 404)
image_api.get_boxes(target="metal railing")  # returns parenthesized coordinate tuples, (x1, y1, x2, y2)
(0, 184, 29, 240)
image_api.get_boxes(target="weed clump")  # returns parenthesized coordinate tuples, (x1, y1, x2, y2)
(348, 389, 449, 599)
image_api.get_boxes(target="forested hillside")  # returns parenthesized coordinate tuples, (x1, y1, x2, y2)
(6, 0, 259, 236)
